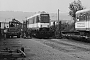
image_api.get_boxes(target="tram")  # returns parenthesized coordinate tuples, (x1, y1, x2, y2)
(25, 12, 54, 38)
(75, 9, 90, 37)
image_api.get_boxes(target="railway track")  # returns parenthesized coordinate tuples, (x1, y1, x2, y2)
(2, 38, 90, 60)
(61, 32, 90, 42)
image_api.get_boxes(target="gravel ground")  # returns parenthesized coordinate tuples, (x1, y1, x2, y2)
(20, 38, 85, 60)
(0, 38, 90, 60)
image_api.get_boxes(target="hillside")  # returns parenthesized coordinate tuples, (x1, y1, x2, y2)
(0, 11, 73, 23)
(0, 11, 35, 22)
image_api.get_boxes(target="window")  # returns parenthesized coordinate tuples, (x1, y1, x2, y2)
(40, 14, 50, 23)
(76, 11, 90, 21)
(36, 16, 39, 23)
(87, 13, 90, 20)
(33, 17, 35, 23)
(28, 18, 34, 24)
(89, 15, 90, 20)
(77, 13, 87, 21)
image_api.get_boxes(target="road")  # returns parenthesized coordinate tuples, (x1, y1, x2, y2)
(0, 38, 90, 60)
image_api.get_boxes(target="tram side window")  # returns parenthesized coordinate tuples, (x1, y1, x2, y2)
(36, 16, 39, 23)
(89, 15, 90, 20)
(88, 13, 90, 20)
(31, 17, 35, 23)
(34, 16, 37, 23)
(28, 18, 34, 24)
(86, 13, 89, 20)
(87, 13, 89, 20)
(78, 15, 82, 21)
(83, 14, 86, 20)
(87, 15, 89, 20)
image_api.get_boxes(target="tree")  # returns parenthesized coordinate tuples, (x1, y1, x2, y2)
(69, 0, 84, 19)
(69, 0, 85, 30)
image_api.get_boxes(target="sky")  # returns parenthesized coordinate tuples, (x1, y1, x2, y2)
(0, 0, 90, 13)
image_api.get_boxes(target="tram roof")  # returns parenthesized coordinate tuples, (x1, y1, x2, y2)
(27, 12, 49, 20)
(76, 9, 90, 14)
(27, 13, 40, 20)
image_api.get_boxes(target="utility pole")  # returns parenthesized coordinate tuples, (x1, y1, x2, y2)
(57, 9, 62, 38)
(58, 9, 59, 23)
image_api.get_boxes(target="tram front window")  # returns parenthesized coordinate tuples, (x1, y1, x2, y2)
(40, 14, 50, 23)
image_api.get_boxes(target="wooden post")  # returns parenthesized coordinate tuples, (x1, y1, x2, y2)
(53, 21, 55, 31)
(59, 21, 62, 38)
(53, 21, 56, 37)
